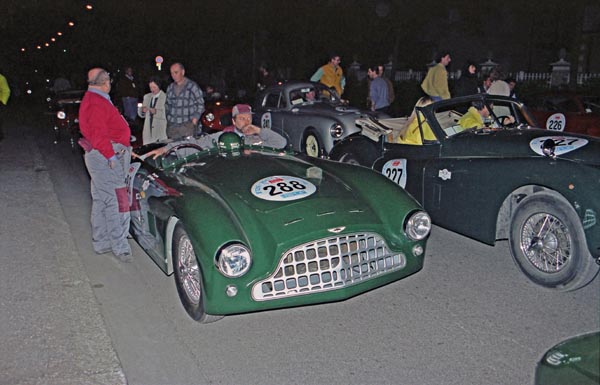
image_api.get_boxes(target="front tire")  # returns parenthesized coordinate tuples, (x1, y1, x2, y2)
(339, 152, 362, 166)
(172, 224, 223, 323)
(509, 195, 599, 291)
(303, 130, 322, 158)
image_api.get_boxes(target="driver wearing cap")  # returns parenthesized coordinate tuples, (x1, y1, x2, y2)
(147, 103, 286, 158)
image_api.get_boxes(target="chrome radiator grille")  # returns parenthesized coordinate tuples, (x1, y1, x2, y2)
(252, 233, 406, 301)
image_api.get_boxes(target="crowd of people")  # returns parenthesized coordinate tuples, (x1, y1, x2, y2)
(8, 51, 518, 263)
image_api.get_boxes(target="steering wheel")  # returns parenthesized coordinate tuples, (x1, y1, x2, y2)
(495, 115, 516, 127)
(160, 143, 205, 168)
(164, 143, 204, 158)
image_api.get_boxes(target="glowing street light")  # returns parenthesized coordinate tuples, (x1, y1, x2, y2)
(68, 21, 75, 27)
(57, 32, 63, 36)
(86, 4, 93, 10)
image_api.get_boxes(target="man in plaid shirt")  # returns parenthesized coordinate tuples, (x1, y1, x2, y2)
(165, 62, 205, 139)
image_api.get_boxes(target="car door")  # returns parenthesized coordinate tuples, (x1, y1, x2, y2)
(420, 134, 510, 244)
(257, 91, 288, 141)
(375, 143, 439, 202)
(283, 92, 316, 151)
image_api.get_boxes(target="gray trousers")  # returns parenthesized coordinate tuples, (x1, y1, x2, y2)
(167, 120, 196, 140)
(84, 143, 131, 255)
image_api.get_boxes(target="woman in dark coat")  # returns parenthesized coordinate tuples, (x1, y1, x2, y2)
(455, 61, 480, 97)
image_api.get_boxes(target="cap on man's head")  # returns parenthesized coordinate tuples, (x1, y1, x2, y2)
(232, 104, 253, 117)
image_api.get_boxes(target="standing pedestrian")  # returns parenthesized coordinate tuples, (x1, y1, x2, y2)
(79, 68, 132, 261)
(257, 65, 276, 91)
(0, 71, 10, 139)
(165, 62, 205, 139)
(421, 51, 452, 101)
(117, 66, 140, 123)
(367, 64, 390, 114)
(378, 64, 395, 105)
(137, 76, 167, 144)
(310, 53, 346, 97)
(454, 61, 479, 97)
(486, 68, 510, 96)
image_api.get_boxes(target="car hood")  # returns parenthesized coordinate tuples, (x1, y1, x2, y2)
(446, 128, 600, 164)
(175, 153, 384, 239)
(292, 103, 373, 123)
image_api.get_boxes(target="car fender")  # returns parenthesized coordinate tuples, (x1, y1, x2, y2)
(329, 134, 383, 168)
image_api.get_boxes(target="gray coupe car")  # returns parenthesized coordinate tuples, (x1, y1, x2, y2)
(254, 81, 386, 157)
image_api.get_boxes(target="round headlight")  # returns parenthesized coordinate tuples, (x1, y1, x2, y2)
(204, 112, 215, 122)
(57, 111, 66, 119)
(329, 123, 343, 138)
(217, 243, 252, 277)
(405, 211, 431, 241)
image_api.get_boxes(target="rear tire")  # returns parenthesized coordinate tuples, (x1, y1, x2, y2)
(509, 195, 599, 291)
(172, 224, 223, 323)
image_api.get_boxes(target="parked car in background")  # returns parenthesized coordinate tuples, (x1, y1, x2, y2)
(128, 136, 430, 322)
(200, 99, 234, 133)
(330, 94, 600, 291)
(524, 92, 600, 137)
(47, 89, 142, 150)
(254, 81, 388, 157)
(47, 89, 85, 150)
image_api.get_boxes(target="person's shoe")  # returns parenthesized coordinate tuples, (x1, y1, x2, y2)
(114, 252, 132, 263)
(94, 248, 112, 255)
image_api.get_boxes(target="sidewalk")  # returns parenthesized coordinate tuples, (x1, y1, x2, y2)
(0, 108, 126, 385)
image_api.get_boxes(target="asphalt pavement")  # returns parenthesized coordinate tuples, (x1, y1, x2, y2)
(2, 102, 599, 385)
(0, 105, 126, 385)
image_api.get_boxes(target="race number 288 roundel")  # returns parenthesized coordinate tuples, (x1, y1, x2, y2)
(251, 175, 317, 201)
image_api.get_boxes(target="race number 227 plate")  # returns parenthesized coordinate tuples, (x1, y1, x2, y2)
(382, 159, 407, 188)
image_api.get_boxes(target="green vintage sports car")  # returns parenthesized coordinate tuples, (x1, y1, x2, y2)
(535, 331, 600, 385)
(128, 134, 431, 322)
(330, 94, 600, 291)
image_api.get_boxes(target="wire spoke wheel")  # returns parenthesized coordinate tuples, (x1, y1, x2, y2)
(172, 224, 223, 323)
(520, 212, 571, 274)
(509, 195, 599, 291)
(177, 233, 201, 304)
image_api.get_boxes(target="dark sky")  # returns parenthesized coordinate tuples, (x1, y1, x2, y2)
(2, 0, 598, 90)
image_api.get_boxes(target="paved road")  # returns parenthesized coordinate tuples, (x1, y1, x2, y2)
(3, 105, 599, 385)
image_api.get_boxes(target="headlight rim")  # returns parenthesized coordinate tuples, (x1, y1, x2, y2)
(404, 210, 432, 241)
(204, 112, 215, 122)
(216, 242, 252, 278)
(329, 123, 344, 138)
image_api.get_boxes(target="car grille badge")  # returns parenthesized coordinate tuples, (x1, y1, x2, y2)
(438, 169, 452, 181)
(328, 226, 346, 234)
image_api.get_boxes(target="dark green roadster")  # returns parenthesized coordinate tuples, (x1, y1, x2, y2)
(128, 137, 430, 322)
(330, 95, 600, 291)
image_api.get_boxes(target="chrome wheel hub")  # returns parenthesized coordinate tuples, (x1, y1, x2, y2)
(520, 213, 571, 273)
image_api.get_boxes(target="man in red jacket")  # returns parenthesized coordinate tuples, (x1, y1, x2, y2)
(79, 67, 132, 261)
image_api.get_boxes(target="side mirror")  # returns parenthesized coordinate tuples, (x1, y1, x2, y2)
(541, 138, 556, 159)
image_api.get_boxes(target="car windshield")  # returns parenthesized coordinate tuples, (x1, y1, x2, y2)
(429, 99, 528, 137)
(288, 85, 340, 106)
(581, 96, 600, 114)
